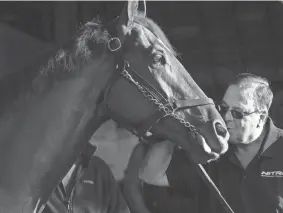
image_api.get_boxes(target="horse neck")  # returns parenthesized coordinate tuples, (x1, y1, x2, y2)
(0, 49, 116, 208)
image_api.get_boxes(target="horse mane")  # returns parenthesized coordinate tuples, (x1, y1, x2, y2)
(0, 16, 178, 114)
(37, 18, 110, 76)
(37, 16, 177, 77)
(134, 16, 179, 57)
(0, 18, 110, 114)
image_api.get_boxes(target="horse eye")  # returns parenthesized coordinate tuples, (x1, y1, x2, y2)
(152, 54, 165, 66)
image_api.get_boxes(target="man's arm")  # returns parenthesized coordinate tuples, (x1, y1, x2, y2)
(123, 141, 203, 213)
(138, 140, 174, 186)
(122, 141, 174, 213)
(122, 143, 151, 213)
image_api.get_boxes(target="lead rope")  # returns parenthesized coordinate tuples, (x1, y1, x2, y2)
(194, 163, 235, 213)
(120, 62, 235, 213)
(124, 62, 236, 212)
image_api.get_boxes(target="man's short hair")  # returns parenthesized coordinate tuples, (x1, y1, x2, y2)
(229, 73, 273, 112)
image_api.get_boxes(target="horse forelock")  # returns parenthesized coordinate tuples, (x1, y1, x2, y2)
(133, 16, 178, 57)
(75, 19, 110, 58)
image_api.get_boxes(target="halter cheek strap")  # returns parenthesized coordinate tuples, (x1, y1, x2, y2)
(92, 13, 216, 140)
(100, 40, 215, 140)
(101, 25, 234, 213)
(175, 98, 214, 110)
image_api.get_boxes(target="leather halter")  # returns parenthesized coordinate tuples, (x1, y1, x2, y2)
(102, 24, 235, 213)
(98, 34, 214, 141)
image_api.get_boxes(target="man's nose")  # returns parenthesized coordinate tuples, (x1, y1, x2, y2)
(223, 110, 233, 122)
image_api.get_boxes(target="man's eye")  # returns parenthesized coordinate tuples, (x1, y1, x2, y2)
(232, 110, 243, 116)
(231, 110, 245, 119)
(217, 105, 228, 112)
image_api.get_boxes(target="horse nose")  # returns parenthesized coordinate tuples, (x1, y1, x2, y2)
(214, 121, 228, 139)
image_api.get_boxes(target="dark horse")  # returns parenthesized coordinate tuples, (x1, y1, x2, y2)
(0, 1, 229, 212)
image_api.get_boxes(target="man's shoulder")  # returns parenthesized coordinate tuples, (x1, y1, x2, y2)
(277, 127, 283, 137)
(269, 126, 283, 152)
(82, 155, 113, 177)
(88, 156, 110, 169)
(268, 118, 283, 138)
(269, 122, 283, 147)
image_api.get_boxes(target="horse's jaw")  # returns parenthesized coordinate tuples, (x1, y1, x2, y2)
(149, 115, 224, 164)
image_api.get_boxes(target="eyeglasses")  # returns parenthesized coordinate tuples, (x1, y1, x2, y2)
(217, 104, 258, 119)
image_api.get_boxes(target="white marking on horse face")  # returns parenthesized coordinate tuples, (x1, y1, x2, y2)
(127, 22, 201, 103)
(136, 24, 185, 99)
(154, 71, 174, 98)
(134, 23, 172, 54)
(131, 24, 152, 48)
(131, 25, 172, 74)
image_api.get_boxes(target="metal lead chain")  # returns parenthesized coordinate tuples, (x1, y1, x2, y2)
(121, 69, 198, 134)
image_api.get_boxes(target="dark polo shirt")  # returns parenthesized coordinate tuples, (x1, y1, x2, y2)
(142, 146, 199, 213)
(198, 118, 283, 213)
(43, 143, 129, 213)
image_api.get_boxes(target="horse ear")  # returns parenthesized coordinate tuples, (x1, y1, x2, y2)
(117, 0, 147, 35)
(137, 0, 147, 18)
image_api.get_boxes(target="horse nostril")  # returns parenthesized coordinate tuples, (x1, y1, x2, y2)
(214, 122, 228, 138)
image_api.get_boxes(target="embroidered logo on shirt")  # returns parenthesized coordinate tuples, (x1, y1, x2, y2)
(261, 171, 283, 178)
(83, 180, 94, 184)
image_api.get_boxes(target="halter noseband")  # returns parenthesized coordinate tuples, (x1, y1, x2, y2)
(101, 24, 235, 213)
(98, 35, 214, 141)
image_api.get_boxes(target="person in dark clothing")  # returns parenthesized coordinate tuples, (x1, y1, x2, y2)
(197, 73, 283, 213)
(122, 140, 199, 213)
(125, 73, 283, 213)
(43, 143, 130, 213)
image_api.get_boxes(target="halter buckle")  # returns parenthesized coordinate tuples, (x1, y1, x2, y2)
(108, 37, 122, 52)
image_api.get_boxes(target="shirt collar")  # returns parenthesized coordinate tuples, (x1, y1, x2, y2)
(223, 118, 282, 164)
(223, 145, 240, 167)
(80, 143, 97, 168)
(260, 118, 282, 158)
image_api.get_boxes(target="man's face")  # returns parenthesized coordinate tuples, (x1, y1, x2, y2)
(220, 85, 262, 144)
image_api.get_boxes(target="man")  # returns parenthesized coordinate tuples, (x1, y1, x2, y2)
(43, 142, 130, 213)
(123, 73, 283, 213)
(198, 73, 283, 213)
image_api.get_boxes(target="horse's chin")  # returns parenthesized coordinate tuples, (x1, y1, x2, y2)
(178, 133, 220, 164)
(197, 130, 229, 155)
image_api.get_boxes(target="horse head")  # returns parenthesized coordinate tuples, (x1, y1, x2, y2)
(101, 0, 229, 163)
(0, 1, 229, 212)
